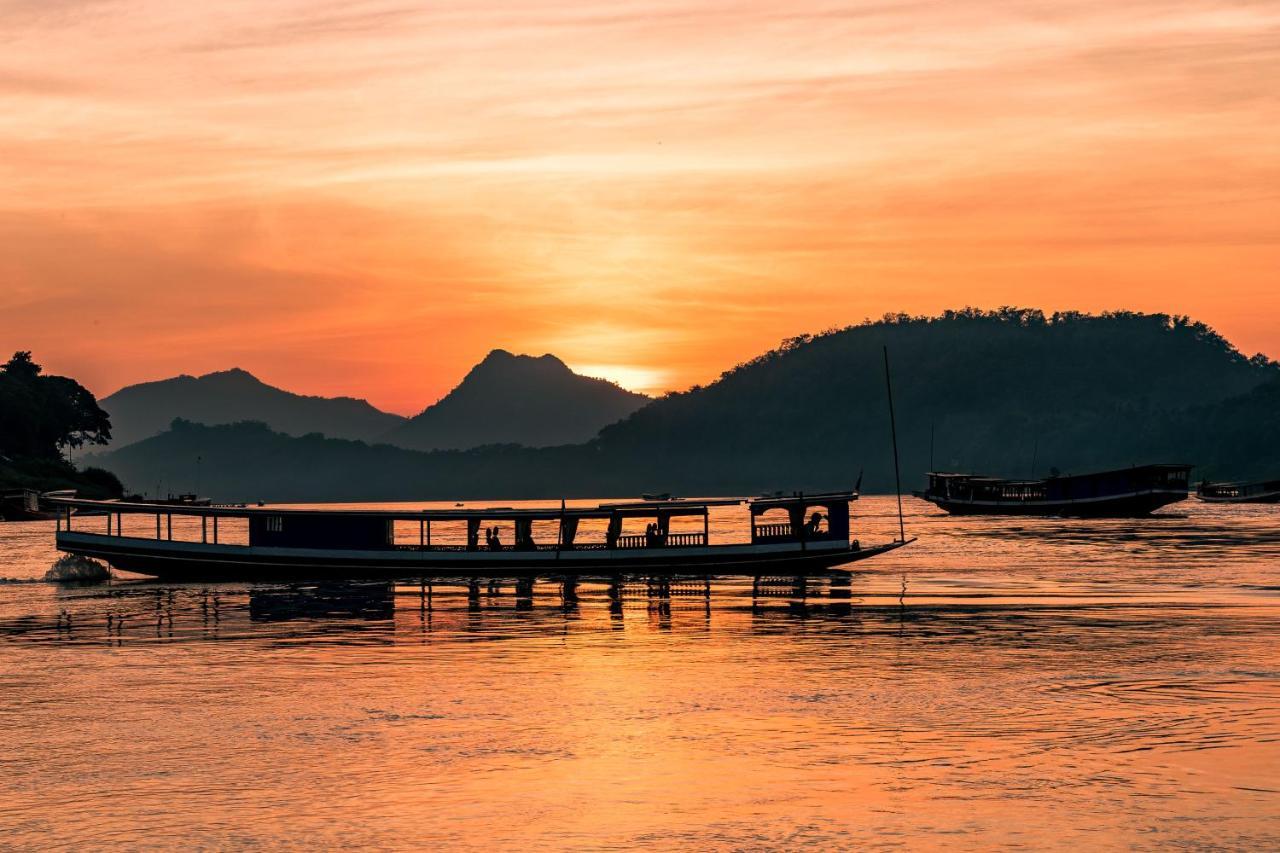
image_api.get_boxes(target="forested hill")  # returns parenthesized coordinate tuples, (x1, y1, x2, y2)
(589, 309, 1279, 492)
(90, 310, 1280, 501)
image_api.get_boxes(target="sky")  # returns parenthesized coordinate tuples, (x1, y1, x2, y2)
(1, 0, 1277, 414)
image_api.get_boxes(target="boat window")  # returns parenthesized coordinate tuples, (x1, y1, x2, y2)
(267, 516, 283, 533)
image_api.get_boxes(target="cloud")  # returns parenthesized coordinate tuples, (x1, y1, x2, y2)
(0, 0, 1276, 402)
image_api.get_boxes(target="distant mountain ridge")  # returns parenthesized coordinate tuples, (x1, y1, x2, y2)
(382, 349, 650, 451)
(90, 309, 1280, 501)
(100, 368, 406, 447)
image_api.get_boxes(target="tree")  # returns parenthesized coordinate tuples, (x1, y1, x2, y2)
(0, 352, 113, 460)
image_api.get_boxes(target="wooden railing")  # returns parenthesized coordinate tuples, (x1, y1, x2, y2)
(753, 523, 792, 540)
(390, 541, 625, 553)
(615, 532, 706, 550)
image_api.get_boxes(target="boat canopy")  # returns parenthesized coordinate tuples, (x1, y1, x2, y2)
(47, 496, 740, 522)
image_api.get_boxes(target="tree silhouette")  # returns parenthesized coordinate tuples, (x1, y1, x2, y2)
(0, 351, 112, 460)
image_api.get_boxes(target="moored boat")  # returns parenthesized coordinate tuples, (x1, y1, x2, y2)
(1196, 478, 1280, 504)
(49, 491, 911, 581)
(913, 464, 1192, 517)
(1, 488, 76, 522)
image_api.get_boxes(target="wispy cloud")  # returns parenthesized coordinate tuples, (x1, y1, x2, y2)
(0, 0, 1277, 407)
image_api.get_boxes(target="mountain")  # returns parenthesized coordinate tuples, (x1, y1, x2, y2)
(382, 350, 650, 451)
(99, 368, 405, 447)
(89, 310, 1280, 501)
(589, 308, 1280, 491)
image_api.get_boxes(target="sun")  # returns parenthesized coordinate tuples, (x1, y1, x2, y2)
(570, 364, 669, 396)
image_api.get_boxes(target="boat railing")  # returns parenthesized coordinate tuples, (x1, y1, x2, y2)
(615, 532, 707, 549)
(753, 522, 792, 541)
(388, 538, 697, 553)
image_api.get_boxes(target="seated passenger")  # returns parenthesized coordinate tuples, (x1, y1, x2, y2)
(805, 511, 825, 535)
(489, 527, 503, 551)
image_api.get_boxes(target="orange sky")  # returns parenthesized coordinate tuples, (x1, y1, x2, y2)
(1, 0, 1277, 414)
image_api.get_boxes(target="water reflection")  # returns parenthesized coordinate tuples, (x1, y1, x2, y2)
(249, 582, 396, 623)
(5, 573, 1279, 654)
(3, 499, 1279, 848)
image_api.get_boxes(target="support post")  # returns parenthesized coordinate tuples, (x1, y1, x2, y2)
(156, 514, 161, 540)
(167, 513, 172, 540)
(212, 515, 218, 544)
(202, 516, 207, 543)
(556, 498, 565, 560)
(703, 509, 709, 545)
(419, 518, 424, 548)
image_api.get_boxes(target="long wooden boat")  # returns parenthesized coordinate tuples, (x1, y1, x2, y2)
(912, 464, 1192, 517)
(49, 491, 910, 581)
(1196, 479, 1280, 504)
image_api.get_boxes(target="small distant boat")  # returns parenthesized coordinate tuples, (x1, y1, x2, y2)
(1, 489, 75, 522)
(641, 492, 674, 502)
(913, 464, 1192, 517)
(147, 493, 212, 507)
(1196, 479, 1280, 504)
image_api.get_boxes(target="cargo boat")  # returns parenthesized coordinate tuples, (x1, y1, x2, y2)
(1196, 479, 1280, 504)
(913, 464, 1192, 517)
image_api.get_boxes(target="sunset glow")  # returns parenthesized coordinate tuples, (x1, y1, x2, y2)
(2, 0, 1277, 413)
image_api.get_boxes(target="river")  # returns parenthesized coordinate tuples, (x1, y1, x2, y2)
(2, 496, 1278, 848)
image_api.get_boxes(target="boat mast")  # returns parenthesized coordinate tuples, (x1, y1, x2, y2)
(883, 346, 906, 544)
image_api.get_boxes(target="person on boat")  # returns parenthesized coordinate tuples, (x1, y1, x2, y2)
(489, 527, 503, 551)
(645, 523, 658, 547)
(805, 511, 825, 535)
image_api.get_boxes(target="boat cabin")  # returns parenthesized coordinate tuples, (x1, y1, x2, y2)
(189, 498, 748, 553)
(748, 491, 854, 545)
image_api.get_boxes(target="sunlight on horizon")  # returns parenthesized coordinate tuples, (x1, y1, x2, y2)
(570, 364, 671, 397)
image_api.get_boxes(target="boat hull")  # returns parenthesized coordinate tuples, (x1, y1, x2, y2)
(55, 532, 908, 582)
(1196, 491, 1280, 504)
(914, 489, 1187, 517)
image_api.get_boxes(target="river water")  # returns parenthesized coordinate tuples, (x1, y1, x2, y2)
(2, 497, 1278, 849)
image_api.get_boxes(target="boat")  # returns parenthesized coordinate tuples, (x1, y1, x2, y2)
(640, 492, 673, 502)
(141, 493, 213, 507)
(1196, 478, 1280, 504)
(1, 488, 76, 522)
(48, 491, 911, 581)
(912, 464, 1192, 517)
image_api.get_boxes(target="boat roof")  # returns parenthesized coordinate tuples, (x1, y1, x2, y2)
(48, 496, 741, 521)
(749, 490, 859, 508)
(927, 463, 1193, 483)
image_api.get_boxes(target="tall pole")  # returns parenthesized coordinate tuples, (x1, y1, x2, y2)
(556, 498, 566, 560)
(883, 346, 906, 543)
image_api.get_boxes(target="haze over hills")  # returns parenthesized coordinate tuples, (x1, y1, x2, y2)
(383, 349, 650, 451)
(99, 368, 406, 447)
(89, 309, 1280, 502)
